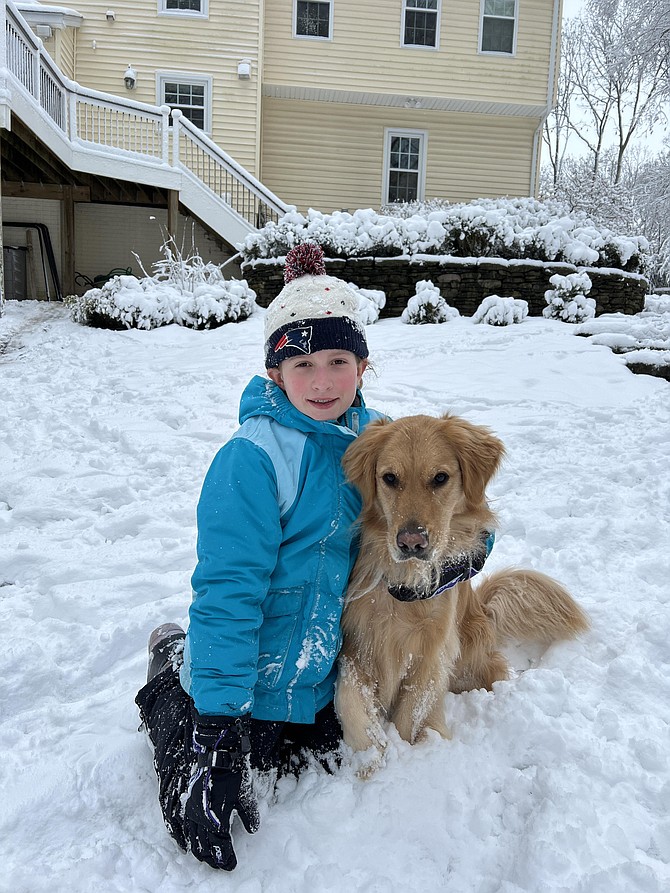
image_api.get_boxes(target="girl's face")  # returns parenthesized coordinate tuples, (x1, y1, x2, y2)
(268, 349, 367, 421)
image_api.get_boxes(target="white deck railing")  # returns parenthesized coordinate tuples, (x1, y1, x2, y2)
(3, 1, 287, 230)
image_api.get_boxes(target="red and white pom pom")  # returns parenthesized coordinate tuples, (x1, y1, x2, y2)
(284, 242, 326, 284)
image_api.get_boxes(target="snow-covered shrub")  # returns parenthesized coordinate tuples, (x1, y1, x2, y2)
(68, 236, 256, 330)
(401, 280, 459, 325)
(67, 275, 176, 330)
(241, 198, 649, 272)
(347, 282, 386, 324)
(473, 295, 529, 326)
(172, 280, 256, 329)
(69, 274, 256, 331)
(543, 272, 596, 323)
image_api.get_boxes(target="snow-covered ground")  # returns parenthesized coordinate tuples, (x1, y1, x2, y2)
(1, 299, 669, 893)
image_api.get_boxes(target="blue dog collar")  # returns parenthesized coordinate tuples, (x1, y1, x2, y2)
(387, 531, 495, 603)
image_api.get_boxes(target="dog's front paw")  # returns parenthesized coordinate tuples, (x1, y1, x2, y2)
(352, 744, 386, 780)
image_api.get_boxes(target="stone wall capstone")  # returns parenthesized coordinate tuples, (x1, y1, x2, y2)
(242, 256, 648, 317)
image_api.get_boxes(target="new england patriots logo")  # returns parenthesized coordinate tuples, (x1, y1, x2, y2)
(274, 326, 313, 355)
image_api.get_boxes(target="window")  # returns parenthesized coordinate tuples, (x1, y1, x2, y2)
(480, 0, 516, 54)
(402, 0, 439, 49)
(157, 73, 212, 132)
(294, 0, 332, 40)
(159, 0, 208, 17)
(383, 129, 427, 204)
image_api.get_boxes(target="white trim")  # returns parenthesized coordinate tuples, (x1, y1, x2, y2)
(530, 0, 562, 196)
(263, 84, 546, 118)
(293, 0, 333, 41)
(16, 3, 83, 30)
(382, 127, 428, 206)
(156, 71, 212, 134)
(157, 0, 208, 20)
(478, 0, 518, 57)
(401, 0, 441, 51)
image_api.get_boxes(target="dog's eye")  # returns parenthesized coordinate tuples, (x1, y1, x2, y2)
(432, 472, 449, 487)
(381, 472, 398, 487)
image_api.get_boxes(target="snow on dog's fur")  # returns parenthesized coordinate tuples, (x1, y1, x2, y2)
(335, 414, 589, 775)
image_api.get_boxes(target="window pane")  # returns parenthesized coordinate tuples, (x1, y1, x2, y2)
(388, 170, 419, 203)
(387, 132, 422, 203)
(296, 1, 331, 38)
(484, 0, 515, 15)
(404, 10, 437, 47)
(163, 80, 206, 129)
(482, 17, 515, 53)
(188, 108, 205, 129)
(408, 0, 438, 8)
(166, 0, 202, 10)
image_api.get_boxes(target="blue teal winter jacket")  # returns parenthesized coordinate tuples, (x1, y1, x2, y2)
(180, 375, 384, 723)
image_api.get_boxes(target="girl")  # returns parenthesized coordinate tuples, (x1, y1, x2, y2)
(136, 243, 384, 871)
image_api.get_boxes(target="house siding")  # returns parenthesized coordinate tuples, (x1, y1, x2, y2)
(263, 0, 553, 108)
(260, 99, 538, 212)
(74, 204, 232, 285)
(39, 0, 263, 175)
(42, 27, 77, 80)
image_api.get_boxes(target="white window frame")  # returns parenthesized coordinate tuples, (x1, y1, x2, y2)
(158, 0, 208, 19)
(478, 0, 517, 56)
(293, 0, 333, 41)
(156, 72, 213, 134)
(382, 128, 428, 206)
(401, 0, 441, 51)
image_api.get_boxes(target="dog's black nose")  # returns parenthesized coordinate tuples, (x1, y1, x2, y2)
(396, 526, 429, 555)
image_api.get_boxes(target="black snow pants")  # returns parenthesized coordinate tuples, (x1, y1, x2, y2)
(135, 666, 342, 849)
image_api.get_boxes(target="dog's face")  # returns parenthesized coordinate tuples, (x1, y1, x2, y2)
(343, 414, 505, 564)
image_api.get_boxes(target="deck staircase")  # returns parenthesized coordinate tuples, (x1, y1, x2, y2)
(1, 0, 288, 249)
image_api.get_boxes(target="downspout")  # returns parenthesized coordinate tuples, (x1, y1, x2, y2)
(530, 0, 562, 196)
(0, 1, 6, 317)
(256, 0, 265, 181)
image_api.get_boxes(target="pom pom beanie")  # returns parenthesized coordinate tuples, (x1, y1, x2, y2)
(264, 243, 369, 368)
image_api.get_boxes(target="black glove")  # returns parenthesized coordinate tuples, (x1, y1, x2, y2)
(184, 712, 260, 870)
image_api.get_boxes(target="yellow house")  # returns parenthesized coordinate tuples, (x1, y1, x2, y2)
(1, 0, 562, 297)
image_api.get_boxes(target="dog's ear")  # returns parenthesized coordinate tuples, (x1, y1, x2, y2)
(342, 418, 390, 505)
(440, 415, 505, 509)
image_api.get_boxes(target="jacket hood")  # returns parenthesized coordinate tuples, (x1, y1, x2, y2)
(239, 375, 367, 436)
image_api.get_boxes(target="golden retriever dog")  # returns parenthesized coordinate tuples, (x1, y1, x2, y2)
(335, 414, 589, 774)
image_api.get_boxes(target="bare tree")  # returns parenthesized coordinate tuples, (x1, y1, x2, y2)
(544, 0, 669, 182)
(543, 21, 581, 186)
(627, 0, 670, 80)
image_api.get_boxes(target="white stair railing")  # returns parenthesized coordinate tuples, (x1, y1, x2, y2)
(171, 110, 284, 228)
(3, 0, 287, 230)
(71, 87, 169, 162)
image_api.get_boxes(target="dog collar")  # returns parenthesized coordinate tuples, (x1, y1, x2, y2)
(387, 531, 495, 603)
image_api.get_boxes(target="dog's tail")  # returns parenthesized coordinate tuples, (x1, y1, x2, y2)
(476, 569, 589, 644)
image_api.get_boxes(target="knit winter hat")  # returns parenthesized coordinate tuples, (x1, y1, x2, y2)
(264, 243, 369, 368)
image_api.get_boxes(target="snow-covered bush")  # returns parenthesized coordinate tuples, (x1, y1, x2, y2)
(543, 272, 596, 323)
(68, 237, 256, 330)
(241, 199, 648, 272)
(68, 274, 256, 331)
(401, 280, 459, 325)
(347, 283, 386, 324)
(172, 280, 256, 329)
(473, 295, 529, 326)
(67, 275, 176, 330)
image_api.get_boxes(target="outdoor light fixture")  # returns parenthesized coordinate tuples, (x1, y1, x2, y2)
(237, 59, 251, 79)
(105, 9, 115, 21)
(124, 64, 137, 90)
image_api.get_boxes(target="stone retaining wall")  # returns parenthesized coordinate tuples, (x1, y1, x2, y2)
(242, 256, 648, 317)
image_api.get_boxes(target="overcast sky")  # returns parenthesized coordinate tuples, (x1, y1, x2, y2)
(562, 0, 583, 17)
(554, 0, 669, 156)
